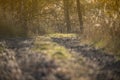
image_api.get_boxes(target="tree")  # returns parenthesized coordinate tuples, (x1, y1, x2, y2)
(76, 0, 83, 33)
(63, 0, 71, 33)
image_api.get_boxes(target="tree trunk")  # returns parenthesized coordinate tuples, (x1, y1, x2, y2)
(76, 0, 83, 33)
(20, 0, 28, 36)
(63, 0, 71, 33)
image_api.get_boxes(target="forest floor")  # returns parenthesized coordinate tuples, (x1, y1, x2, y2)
(0, 34, 120, 80)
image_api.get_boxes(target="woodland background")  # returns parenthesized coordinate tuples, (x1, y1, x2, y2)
(0, 0, 120, 55)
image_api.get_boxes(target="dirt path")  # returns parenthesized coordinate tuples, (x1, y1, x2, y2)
(0, 36, 120, 80)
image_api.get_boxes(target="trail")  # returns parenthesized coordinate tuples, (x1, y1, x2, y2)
(0, 36, 120, 80)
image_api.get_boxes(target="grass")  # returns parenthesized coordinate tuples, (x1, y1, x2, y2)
(32, 35, 72, 60)
(94, 40, 107, 49)
(48, 33, 77, 38)
(81, 36, 120, 60)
